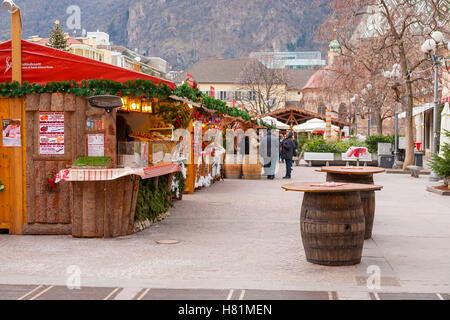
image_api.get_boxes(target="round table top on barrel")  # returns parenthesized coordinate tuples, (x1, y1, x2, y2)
(282, 182, 383, 193)
(319, 166, 386, 175)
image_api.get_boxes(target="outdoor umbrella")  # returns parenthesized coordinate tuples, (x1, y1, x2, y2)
(293, 118, 339, 133)
(261, 116, 290, 130)
(440, 102, 450, 157)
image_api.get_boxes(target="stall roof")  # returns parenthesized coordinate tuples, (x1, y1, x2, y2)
(260, 107, 353, 128)
(0, 40, 175, 89)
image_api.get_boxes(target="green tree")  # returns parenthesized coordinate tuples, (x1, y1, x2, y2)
(47, 21, 68, 51)
(429, 130, 450, 187)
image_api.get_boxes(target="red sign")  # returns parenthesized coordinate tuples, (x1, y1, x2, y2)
(232, 99, 236, 108)
(210, 86, 215, 98)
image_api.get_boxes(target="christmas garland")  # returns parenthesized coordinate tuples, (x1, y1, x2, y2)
(0, 79, 255, 121)
(0, 79, 173, 99)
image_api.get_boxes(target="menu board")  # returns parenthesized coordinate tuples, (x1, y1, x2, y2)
(87, 134, 105, 157)
(39, 112, 65, 155)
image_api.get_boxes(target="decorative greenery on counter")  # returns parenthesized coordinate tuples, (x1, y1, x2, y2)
(73, 156, 111, 167)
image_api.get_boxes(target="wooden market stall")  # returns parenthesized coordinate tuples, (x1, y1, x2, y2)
(0, 39, 182, 236)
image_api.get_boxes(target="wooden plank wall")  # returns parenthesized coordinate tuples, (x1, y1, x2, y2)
(72, 176, 139, 238)
(23, 93, 87, 234)
(0, 97, 25, 234)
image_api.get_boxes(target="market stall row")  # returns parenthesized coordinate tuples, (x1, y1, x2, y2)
(0, 40, 263, 237)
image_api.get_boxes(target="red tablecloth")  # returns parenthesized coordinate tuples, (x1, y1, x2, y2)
(55, 163, 182, 183)
(346, 147, 368, 158)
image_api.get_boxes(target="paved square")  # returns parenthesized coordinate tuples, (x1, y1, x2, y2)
(0, 167, 449, 298)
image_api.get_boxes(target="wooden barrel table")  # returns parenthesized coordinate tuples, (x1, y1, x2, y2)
(319, 167, 385, 240)
(282, 182, 383, 266)
(242, 155, 262, 180)
(224, 154, 242, 179)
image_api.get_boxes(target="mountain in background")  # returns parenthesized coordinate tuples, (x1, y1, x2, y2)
(0, 0, 329, 70)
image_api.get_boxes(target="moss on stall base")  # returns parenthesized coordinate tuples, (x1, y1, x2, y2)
(134, 173, 186, 226)
(135, 176, 172, 223)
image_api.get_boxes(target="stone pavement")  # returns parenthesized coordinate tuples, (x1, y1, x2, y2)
(0, 166, 449, 300)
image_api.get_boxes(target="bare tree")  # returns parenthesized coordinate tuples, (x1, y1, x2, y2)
(316, 0, 449, 169)
(236, 59, 288, 115)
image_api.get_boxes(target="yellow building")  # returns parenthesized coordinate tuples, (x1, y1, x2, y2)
(176, 58, 287, 114)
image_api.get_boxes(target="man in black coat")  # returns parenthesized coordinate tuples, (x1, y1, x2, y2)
(281, 132, 295, 179)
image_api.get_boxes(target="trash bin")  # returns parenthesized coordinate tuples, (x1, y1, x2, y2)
(414, 152, 424, 167)
(378, 155, 394, 169)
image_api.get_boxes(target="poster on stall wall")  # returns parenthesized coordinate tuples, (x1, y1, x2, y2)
(87, 134, 105, 157)
(39, 112, 65, 155)
(2, 119, 21, 147)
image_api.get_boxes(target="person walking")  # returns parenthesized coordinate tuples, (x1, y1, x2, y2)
(260, 129, 279, 180)
(292, 134, 298, 158)
(281, 131, 295, 179)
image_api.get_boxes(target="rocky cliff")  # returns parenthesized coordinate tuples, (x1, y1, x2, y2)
(0, 0, 328, 70)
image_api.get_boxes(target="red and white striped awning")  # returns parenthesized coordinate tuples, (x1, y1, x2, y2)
(55, 163, 181, 183)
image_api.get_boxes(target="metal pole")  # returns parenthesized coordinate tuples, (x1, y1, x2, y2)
(367, 106, 371, 137)
(394, 101, 399, 167)
(433, 55, 439, 156)
(430, 54, 440, 181)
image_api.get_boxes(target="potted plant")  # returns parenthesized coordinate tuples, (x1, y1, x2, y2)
(303, 138, 350, 163)
(429, 130, 450, 189)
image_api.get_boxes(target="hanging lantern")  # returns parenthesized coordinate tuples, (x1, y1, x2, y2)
(130, 98, 141, 112)
(142, 99, 152, 113)
(120, 96, 129, 111)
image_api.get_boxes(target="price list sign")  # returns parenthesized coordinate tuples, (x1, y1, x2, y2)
(39, 112, 65, 155)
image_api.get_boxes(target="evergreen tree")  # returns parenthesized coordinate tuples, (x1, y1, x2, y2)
(47, 21, 68, 51)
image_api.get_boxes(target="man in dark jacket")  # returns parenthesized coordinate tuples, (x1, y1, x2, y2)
(292, 135, 298, 157)
(281, 132, 295, 179)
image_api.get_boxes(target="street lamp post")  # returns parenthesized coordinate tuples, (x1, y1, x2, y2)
(350, 94, 358, 135)
(361, 84, 373, 137)
(384, 64, 402, 168)
(394, 101, 399, 166)
(421, 31, 449, 181)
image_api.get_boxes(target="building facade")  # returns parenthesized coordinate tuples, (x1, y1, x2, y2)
(176, 58, 287, 114)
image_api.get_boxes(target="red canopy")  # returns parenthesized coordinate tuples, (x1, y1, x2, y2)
(0, 40, 175, 89)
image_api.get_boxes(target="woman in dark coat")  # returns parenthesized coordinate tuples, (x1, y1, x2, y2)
(281, 132, 295, 179)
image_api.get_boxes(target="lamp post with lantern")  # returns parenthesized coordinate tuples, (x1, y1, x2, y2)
(350, 94, 359, 135)
(421, 31, 449, 180)
(384, 64, 402, 168)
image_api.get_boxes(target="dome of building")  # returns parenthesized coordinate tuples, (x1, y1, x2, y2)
(329, 39, 341, 51)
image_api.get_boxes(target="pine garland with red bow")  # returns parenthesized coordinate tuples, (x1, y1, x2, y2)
(44, 174, 58, 191)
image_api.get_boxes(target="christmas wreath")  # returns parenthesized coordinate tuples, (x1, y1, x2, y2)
(44, 174, 58, 191)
